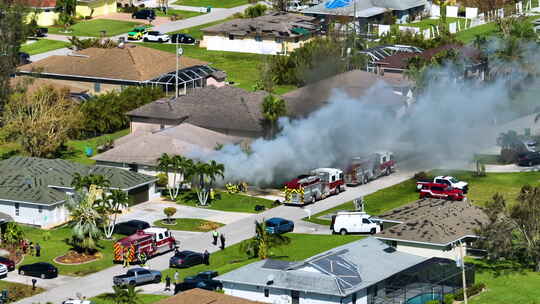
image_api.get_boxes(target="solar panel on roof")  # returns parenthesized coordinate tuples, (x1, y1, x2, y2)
(310, 253, 361, 292)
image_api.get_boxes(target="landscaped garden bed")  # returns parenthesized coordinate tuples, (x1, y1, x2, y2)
(54, 250, 102, 265)
(153, 218, 224, 232)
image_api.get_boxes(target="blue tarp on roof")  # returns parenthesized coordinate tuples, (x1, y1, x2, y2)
(324, 0, 352, 9)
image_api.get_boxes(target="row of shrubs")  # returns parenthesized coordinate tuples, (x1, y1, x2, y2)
(425, 283, 486, 304)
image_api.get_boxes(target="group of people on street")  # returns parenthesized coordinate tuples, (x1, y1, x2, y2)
(20, 240, 41, 257)
(212, 229, 225, 250)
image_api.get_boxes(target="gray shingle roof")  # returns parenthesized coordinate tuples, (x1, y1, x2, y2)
(303, 0, 426, 17)
(127, 86, 268, 133)
(0, 157, 156, 205)
(216, 237, 427, 297)
(375, 198, 489, 245)
(201, 12, 318, 39)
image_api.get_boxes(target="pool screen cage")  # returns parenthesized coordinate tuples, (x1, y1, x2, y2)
(368, 258, 475, 304)
(146, 65, 219, 95)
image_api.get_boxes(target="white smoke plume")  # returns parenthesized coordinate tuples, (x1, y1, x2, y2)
(190, 40, 539, 186)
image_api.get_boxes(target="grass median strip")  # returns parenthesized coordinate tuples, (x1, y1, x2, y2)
(48, 19, 141, 37)
(153, 218, 224, 232)
(174, 191, 274, 213)
(21, 39, 69, 55)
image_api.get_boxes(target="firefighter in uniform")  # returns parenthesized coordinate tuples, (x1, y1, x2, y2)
(210, 188, 215, 201)
(123, 248, 130, 268)
(138, 252, 147, 267)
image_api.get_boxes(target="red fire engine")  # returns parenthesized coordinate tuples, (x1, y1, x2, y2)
(113, 227, 176, 263)
(284, 168, 345, 206)
(345, 151, 396, 186)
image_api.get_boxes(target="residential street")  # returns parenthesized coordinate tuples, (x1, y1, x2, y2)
(15, 167, 416, 304)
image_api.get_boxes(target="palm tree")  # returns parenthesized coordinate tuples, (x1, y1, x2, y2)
(192, 160, 224, 206)
(3, 222, 24, 246)
(262, 94, 287, 139)
(100, 190, 130, 239)
(66, 188, 104, 254)
(71, 173, 111, 192)
(239, 220, 291, 259)
(158, 153, 194, 201)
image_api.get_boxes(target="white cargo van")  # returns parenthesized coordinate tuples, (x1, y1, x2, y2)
(330, 211, 381, 235)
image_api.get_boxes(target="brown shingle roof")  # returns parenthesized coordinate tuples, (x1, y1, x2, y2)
(127, 86, 268, 133)
(202, 12, 318, 39)
(375, 44, 481, 70)
(17, 0, 56, 7)
(282, 70, 407, 117)
(93, 123, 244, 165)
(375, 198, 489, 245)
(154, 289, 263, 304)
(17, 45, 208, 82)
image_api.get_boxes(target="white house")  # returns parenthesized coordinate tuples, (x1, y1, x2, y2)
(375, 198, 489, 259)
(217, 237, 475, 304)
(200, 12, 319, 55)
(0, 157, 158, 229)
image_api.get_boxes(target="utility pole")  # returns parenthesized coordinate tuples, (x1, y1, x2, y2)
(175, 41, 183, 98)
(458, 240, 468, 304)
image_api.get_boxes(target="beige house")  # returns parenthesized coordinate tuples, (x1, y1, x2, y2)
(200, 12, 319, 55)
(375, 198, 489, 259)
(21, 0, 117, 26)
(16, 45, 221, 94)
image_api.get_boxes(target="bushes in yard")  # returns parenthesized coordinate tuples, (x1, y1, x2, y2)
(79, 86, 165, 137)
(454, 283, 486, 301)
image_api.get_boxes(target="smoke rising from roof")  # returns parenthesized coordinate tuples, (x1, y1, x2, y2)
(191, 40, 536, 186)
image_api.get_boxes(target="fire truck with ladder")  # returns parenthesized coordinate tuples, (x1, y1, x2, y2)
(113, 227, 176, 264)
(344, 152, 396, 186)
(283, 168, 345, 206)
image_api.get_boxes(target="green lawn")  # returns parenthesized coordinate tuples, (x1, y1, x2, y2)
(140, 42, 296, 94)
(91, 293, 168, 304)
(153, 218, 224, 232)
(20, 39, 69, 55)
(0, 281, 45, 302)
(455, 15, 540, 43)
(162, 233, 361, 281)
(306, 170, 540, 226)
(48, 19, 141, 37)
(174, 191, 274, 213)
(155, 9, 204, 18)
(62, 129, 129, 165)
(173, 0, 247, 8)
(20, 226, 116, 276)
(399, 17, 467, 31)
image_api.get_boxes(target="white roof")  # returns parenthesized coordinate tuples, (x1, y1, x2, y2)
(144, 227, 168, 234)
(312, 168, 343, 174)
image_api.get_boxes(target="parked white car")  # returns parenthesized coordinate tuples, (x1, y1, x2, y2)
(331, 211, 381, 235)
(143, 31, 170, 43)
(0, 264, 7, 278)
(287, 1, 309, 11)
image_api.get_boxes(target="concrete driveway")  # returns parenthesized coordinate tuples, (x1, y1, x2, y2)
(3, 272, 74, 290)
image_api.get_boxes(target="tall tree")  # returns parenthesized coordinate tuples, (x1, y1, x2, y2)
(71, 173, 111, 192)
(192, 160, 224, 206)
(239, 220, 291, 259)
(478, 186, 540, 271)
(158, 154, 193, 201)
(100, 190, 130, 239)
(66, 186, 104, 254)
(2, 222, 25, 246)
(0, 2, 28, 115)
(261, 94, 287, 139)
(2, 86, 82, 158)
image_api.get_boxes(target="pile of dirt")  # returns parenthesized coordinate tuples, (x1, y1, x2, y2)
(55, 251, 102, 265)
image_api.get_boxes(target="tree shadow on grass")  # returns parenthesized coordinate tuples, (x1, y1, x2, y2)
(472, 259, 529, 278)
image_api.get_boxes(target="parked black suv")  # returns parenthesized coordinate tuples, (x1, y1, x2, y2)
(132, 9, 155, 20)
(518, 152, 540, 166)
(114, 220, 150, 235)
(174, 271, 222, 294)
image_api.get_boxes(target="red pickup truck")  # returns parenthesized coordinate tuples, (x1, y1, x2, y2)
(419, 183, 465, 201)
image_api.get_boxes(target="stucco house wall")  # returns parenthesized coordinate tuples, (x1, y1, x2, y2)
(27, 10, 60, 27)
(201, 35, 309, 55)
(0, 200, 66, 229)
(76, 0, 117, 17)
(392, 241, 463, 260)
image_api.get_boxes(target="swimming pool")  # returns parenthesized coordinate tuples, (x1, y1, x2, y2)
(406, 292, 442, 304)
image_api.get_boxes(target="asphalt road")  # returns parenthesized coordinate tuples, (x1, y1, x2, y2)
(15, 167, 417, 304)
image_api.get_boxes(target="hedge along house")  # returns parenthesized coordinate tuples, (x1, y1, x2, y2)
(19, 0, 117, 27)
(302, 0, 427, 30)
(374, 198, 489, 260)
(0, 157, 158, 229)
(16, 45, 223, 95)
(217, 237, 475, 304)
(200, 12, 320, 55)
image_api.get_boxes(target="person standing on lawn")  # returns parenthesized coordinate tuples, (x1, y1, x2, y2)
(164, 275, 171, 291)
(220, 233, 225, 250)
(35, 243, 41, 257)
(203, 249, 210, 265)
(212, 230, 219, 246)
(174, 271, 180, 285)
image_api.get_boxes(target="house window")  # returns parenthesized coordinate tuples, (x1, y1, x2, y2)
(255, 35, 262, 42)
(15, 203, 19, 216)
(228, 34, 234, 40)
(38, 206, 43, 213)
(275, 37, 283, 43)
(264, 288, 269, 297)
(291, 290, 299, 304)
(294, 37, 299, 43)
(160, 124, 165, 130)
(94, 82, 101, 93)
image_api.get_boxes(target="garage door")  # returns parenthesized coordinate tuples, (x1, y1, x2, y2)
(128, 185, 149, 205)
